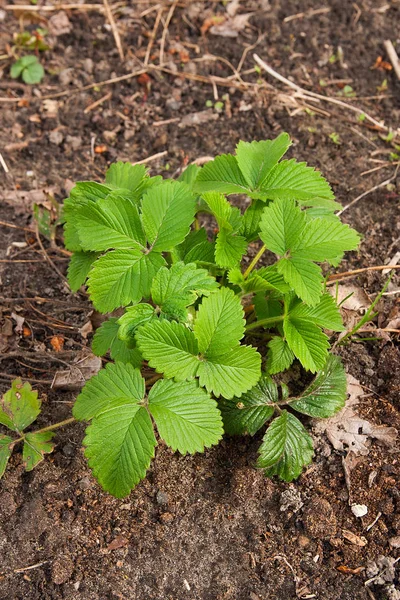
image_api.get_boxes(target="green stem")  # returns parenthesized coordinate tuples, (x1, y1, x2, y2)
(243, 244, 266, 279)
(12, 417, 76, 445)
(245, 315, 284, 332)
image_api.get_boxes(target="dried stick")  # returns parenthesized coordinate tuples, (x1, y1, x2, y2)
(35, 226, 68, 284)
(384, 39, 400, 81)
(144, 6, 163, 65)
(159, 0, 178, 66)
(83, 91, 112, 114)
(337, 166, 399, 215)
(327, 264, 400, 285)
(133, 151, 167, 165)
(103, 0, 124, 60)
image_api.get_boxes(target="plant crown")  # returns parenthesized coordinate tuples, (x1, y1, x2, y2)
(56, 134, 358, 496)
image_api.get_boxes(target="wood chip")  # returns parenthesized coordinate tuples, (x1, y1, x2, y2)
(342, 529, 368, 547)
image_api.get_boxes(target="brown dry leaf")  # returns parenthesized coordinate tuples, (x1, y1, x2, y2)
(209, 12, 253, 37)
(50, 335, 64, 352)
(48, 11, 72, 36)
(329, 284, 370, 312)
(313, 374, 398, 454)
(342, 529, 367, 547)
(79, 320, 93, 340)
(106, 536, 129, 552)
(337, 565, 364, 575)
(51, 352, 102, 390)
(11, 312, 25, 335)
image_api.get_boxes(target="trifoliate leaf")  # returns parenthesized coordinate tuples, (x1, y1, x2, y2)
(73, 362, 145, 421)
(194, 287, 245, 355)
(67, 251, 99, 292)
(292, 217, 360, 263)
(194, 154, 250, 195)
(87, 249, 165, 312)
(242, 200, 265, 242)
(136, 320, 200, 381)
(23, 432, 54, 471)
(289, 293, 344, 332)
(92, 318, 142, 366)
(283, 316, 329, 373)
(259, 197, 306, 255)
(148, 379, 223, 454)
(0, 380, 40, 432)
(141, 180, 196, 252)
(197, 344, 261, 399)
(0, 436, 13, 479)
(257, 411, 313, 481)
(266, 337, 295, 374)
(105, 162, 147, 195)
(151, 262, 218, 313)
(236, 133, 291, 190)
(118, 304, 156, 344)
(277, 257, 323, 306)
(219, 374, 277, 435)
(215, 229, 247, 268)
(74, 193, 145, 252)
(289, 355, 347, 417)
(83, 400, 156, 498)
(259, 159, 334, 201)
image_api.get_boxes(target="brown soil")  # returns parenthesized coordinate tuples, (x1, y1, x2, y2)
(0, 1, 400, 599)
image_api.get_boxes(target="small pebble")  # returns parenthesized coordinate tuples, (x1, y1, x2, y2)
(351, 503, 368, 518)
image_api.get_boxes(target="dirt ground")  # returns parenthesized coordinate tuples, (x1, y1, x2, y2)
(0, 1, 400, 599)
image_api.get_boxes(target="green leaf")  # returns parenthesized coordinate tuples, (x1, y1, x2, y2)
(194, 287, 245, 355)
(118, 304, 155, 344)
(266, 337, 294, 374)
(202, 192, 233, 230)
(277, 257, 323, 306)
(105, 162, 147, 194)
(148, 379, 223, 454)
(197, 344, 261, 399)
(73, 362, 145, 421)
(259, 197, 306, 255)
(87, 249, 165, 312)
(178, 164, 201, 188)
(11, 56, 44, 84)
(194, 154, 250, 195)
(284, 316, 329, 372)
(257, 411, 314, 481)
(0, 380, 40, 432)
(23, 432, 54, 471)
(289, 293, 344, 331)
(242, 200, 265, 242)
(256, 265, 291, 294)
(67, 251, 99, 292)
(75, 193, 145, 252)
(292, 218, 360, 263)
(63, 182, 111, 251)
(228, 269, 276, 295)
(253, 294, 283, 322)
(236, 133, 291, 190)
(219, 374, 277, 435)
(215, 229, 247, 268)
(0, 436, 13, 479)
(185, 240, 216, 265)
(136, 320, 200, 381)
(151, 262, 218, 313)
(289, 355, 347, 417)
(259, 160, 334, 201)
(141, 181, 196, 252)
(92, 317, 142, 366)
(83, 400, 156, 498)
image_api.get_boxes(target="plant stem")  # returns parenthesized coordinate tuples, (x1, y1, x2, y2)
(243, 244, 266, 279)
(245, 315, 284, 332)
(12, 417, 76, 445)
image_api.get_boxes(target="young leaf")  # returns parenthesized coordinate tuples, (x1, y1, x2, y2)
(289, 293, 344, 332)
(242, 200, 265, 242)
(67, 251, 99, 292)
(259, 196, 306, 255)
(87, 249, 165, 312)
(283, 316, 329, 372)
(259, 160, 334, 201)
(118, 304, 156, 344)
(266, 337, 295, 374)
(83, 400, 156, 498)
(141, 181, 196, 251)
(194, 287, 245, 356)
(194, 154, 249, 195)
(148, 379, 223, 454)
(74, 194, 146, 252)
(289, 355, 347, 417)
(0, 380, 40, 432)
(277, 257, 323, 306)
(23, 432, 55, 471)
(236, 133, 291, 190)
(92, 318, 142, 366)
(215, 229, 247, 269)
(105, 162, 147, 194)
(257, 411, 314, 481)
(219, 374, 277, 435)
(73, 362, 145, 421)
(197, 344, 261, 399)
(136, 320, 200, 381)
(178, 163, 201, 188)
(0, 435, 13, 478)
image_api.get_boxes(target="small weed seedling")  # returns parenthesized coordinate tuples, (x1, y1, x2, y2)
(10, 55, 44, 85)
(0, 134, 361, 497)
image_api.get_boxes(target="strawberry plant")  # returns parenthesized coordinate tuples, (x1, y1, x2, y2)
(0, 134, 360, 497)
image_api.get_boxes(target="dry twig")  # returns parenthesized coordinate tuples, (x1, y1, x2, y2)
(103, 0, 124, 60)
(337, 166, 399, 215)
(384, 39, 400, 80)
(159, 0, 179, 66)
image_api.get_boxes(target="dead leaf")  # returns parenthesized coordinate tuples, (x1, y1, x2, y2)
(337, 565, 365, 575)
(342, 529, 368, 547)
(106, 536, 129, 551)
(79, 321, 93, 340)
(329, 284, 370, 312)
(210, 12, 253, 37)
(51, 352, 101, 390)
(313, 374, 398, 454)
(50, 336, 64, 352)
(11, 312, 25, 335)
